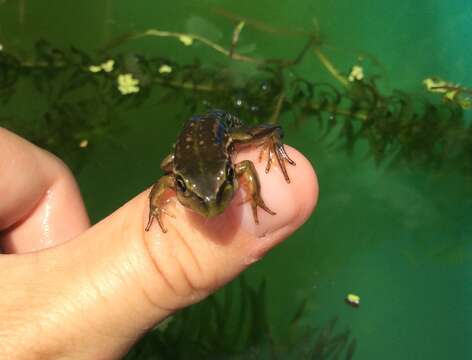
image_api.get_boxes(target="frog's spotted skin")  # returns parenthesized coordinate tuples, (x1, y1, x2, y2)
(146, 110, 295, 233)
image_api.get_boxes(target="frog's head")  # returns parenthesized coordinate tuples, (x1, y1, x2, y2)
(174, 162, 236, 218)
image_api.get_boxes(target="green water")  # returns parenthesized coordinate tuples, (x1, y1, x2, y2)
(1, 0, 471, 358)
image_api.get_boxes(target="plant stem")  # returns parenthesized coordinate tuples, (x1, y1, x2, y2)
(107, 26, 315, 68)
(306, 102, 368, 121)
(118, 29, 264, 64)
(313, 48, 349, 87)
(268, 92, 286, 124)
(154, 78, 215, 92)
(212, 7, 313, 38)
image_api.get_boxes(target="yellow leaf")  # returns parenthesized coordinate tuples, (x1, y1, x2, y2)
(178, 35, 194, 46)
(158, 64, 173, 74)
(346, 293, 360, 306)
(88, 65, 102, 73)
(117, 73, 140, 95)
(101, 59, 115, 73)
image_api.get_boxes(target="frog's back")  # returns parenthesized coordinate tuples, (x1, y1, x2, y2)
(174, 112, 232, 178)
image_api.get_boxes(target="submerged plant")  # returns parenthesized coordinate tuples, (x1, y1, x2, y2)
(0, 13, 471, 173)
(124, 277, 355, 360)
(423, 77, 472, 110)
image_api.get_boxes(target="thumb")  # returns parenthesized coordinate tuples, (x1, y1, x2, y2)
(10, 146, 317, 358)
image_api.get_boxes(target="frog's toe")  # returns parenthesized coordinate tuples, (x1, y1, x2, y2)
(273, 143, 296, 183)
(145, 210, 157, 232)
(257, 137, 296, 183)
(157, 215, 168, 233)
(250, 196, 276, 225)
(258, 201, 276, 216)
(276, 142, 296, 166)
(146, 207, 170, 233)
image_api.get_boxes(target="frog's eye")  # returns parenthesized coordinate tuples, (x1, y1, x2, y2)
(226, 164, 235, 181)
(175, 176, 187, 193)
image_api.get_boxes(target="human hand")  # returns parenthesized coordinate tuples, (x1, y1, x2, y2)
(0, 127, 318, 359)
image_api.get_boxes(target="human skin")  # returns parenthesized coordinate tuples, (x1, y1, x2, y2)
(0, 127, 318, 359)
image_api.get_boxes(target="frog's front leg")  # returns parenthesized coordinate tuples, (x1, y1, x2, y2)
(231, 125, 296, 183)
(235, 160, 275, 224)
(145, 175, 175, 233)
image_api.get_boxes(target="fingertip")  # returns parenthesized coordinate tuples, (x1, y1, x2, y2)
(289, 146, 319, 226)
(236, 145, 318, 238)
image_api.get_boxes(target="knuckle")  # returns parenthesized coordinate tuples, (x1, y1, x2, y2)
(136, 221, 213, 312)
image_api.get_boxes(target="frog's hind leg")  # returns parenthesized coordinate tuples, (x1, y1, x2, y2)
(146, 175, 175, 232)
(235, 160, 275, 224)
(230, 125, 296, 183)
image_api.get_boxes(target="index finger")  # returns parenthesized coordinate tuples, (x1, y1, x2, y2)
(0, 128, 90, 253)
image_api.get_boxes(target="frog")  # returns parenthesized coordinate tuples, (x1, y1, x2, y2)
(145, 110, 296, 233)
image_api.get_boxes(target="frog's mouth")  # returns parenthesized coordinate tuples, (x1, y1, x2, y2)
(183, 197, 227, 218)
(200, 201, 227, 218)
(179, 182, 235, 218)
(199, 184, 235, 218)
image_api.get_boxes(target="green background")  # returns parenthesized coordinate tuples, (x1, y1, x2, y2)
(1, 0, 471, 358)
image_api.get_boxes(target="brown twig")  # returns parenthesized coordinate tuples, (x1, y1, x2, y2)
(313, 47, 349, 87)
(229, 21, 245, 58)
(212, 7, 312, 38)
(268, 93, 286, 124)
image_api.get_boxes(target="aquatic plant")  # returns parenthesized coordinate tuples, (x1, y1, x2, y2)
(124, 276, 356, 360)
(423, 77, 472, 109)
(0, 13, 471, 173)
(8, 12, 472, 359)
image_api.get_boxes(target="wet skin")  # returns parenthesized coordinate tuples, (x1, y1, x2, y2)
(146, 110, 296, 233)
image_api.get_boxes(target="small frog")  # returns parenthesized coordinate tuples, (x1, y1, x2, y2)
(146, 110, 295, 232)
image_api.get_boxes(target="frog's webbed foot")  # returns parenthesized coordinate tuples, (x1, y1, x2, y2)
(235, 160, 276, 224)
(257, 131, 296, 183)
(146, 175, 175, 233)
(231, 125, 296, 183)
